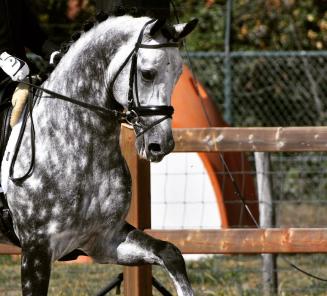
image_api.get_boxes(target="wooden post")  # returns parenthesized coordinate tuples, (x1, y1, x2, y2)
(120, 125, 152, 296)
(255, 152, 278, 296)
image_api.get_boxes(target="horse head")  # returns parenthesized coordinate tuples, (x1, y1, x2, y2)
(46, 16, 197, 162)
(107, 17, 197, 162)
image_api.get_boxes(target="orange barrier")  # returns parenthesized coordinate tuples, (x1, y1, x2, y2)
(172, 66, 258, 227)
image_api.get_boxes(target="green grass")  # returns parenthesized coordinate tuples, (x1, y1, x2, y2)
(1, 255, 327, 295)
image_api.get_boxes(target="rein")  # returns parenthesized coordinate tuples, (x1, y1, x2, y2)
(21, 81, 122, 118)
(8, 18, 179, 182)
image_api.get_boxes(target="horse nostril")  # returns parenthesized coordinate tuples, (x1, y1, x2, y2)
(148, 143, 161, 153)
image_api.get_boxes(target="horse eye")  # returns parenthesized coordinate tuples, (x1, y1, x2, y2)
(141, 69, 156, 81)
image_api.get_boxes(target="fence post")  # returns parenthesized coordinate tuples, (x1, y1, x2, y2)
(120, 125, 152, 296)
(254, 152, 278, 296)
(224, 0, 233, 124)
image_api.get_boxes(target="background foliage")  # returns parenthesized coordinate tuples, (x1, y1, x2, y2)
(29, 0, 327, 51)
(30, 0, 95, 44)
(174, 0, 327, 51)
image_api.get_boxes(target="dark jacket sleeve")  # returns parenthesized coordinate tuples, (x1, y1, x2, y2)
(21, 0, 47, 57)
(0, 0, 57, 60)
(0, 0, 23, 57)
(22, 0, 59, 59)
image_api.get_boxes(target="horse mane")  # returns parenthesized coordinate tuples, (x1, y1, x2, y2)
(47, 13, 156, 83)
(49, 12, 179, 71)
(42, 14, 156, 108)
(51, 12, 110, 68)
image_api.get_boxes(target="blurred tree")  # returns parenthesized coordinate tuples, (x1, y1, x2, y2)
(30, 0, 95, 44)
(173, 0, 327, 51)
(29, 0, 327, 50)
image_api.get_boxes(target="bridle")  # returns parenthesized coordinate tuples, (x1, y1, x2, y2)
(9, 18, 180, 182)
(108, 18, 179, 137)
(22, 19, 179, 134)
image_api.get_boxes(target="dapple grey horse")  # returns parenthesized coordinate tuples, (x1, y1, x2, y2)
(1, 15, 197, 295)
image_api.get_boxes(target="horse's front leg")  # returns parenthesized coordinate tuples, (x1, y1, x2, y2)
(100, 222, 193, 296)
(21, 242, 52, 296)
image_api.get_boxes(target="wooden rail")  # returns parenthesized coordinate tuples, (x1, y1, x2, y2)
(3, 228, 327, 255)
(173, 127, 327, 152)
(146, 229, 327, 254)
(0, 243, 20, 254)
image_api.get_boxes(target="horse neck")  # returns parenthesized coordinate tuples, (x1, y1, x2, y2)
(34, 17, 148, 155)
(36, 23, 132, 151)
(45, 16, 143, 107)
(37, 69, 120, 150)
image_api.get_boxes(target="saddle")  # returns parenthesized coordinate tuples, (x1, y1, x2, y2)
(0, 78, 86, 261)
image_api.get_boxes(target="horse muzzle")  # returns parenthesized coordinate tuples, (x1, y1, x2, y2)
(136, 127, 175, 162)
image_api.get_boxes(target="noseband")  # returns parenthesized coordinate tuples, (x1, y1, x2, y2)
(108, 19, 179, 137)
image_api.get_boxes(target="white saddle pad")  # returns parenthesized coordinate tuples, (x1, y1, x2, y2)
(1, 117, 23, 194)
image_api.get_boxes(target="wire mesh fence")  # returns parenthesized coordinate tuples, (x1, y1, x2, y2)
(226, 152, 327, 228)
(186, 51, 327, 126)
(150, 150, 327, 295)
(152, 152, 327, 229)
(153, 49, 327, 294)
(151, 152, 221, 230)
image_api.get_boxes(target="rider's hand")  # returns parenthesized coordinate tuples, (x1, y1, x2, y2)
(0, 52, 30, 81)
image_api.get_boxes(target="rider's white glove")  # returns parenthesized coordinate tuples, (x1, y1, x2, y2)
(49, 51, 61, 65)
(0, 52, 30, 81)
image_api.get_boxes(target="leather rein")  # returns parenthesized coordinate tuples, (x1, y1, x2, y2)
(9, 19, 179, 183)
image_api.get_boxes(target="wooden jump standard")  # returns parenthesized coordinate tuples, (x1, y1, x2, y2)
(2, 126, 327, 296)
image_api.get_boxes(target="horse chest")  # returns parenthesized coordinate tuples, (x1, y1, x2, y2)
(78, 169, 132, 223)
(7, 152, 131, 240)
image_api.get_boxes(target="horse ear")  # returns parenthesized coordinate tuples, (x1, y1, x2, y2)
(173, 18, 198, 40)
(150, 19, 167, 37)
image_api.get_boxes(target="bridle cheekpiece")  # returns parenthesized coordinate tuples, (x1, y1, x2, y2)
(108, 19, 180, 137)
